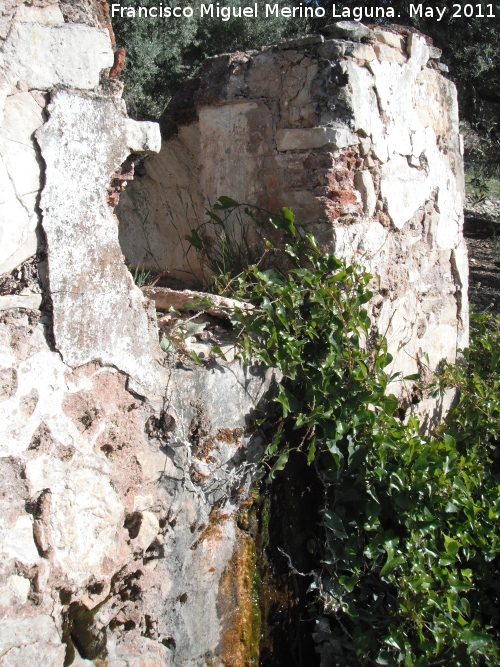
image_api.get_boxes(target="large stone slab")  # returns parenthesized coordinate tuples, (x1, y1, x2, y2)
(37, 91, 162, 394)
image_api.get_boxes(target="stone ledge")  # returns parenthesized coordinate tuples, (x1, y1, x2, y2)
(276, 127, 358, 152)
(0, 294, 41, 311)
(142, 287, 254, 319)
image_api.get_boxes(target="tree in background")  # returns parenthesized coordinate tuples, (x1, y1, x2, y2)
(111, 0, 302, 119)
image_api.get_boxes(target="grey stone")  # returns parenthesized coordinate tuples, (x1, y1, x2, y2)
(318, 38, 346, 59)
(321, 21, 375, 43)
(429, 46, 442, 60)
(276, 126, 358, 151)
(276, 34, 324, 50)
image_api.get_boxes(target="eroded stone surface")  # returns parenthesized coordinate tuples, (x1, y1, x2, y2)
(0, 9, 468, 666)
(37, 90, 161, 394)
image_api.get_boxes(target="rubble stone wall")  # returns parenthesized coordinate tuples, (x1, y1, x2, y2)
(0, 7, 467, 667)
(0, 2, 278, 666)
(119, 22, 468, 408)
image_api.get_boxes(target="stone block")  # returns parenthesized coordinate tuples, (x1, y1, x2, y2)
(322, 21, 375, 43)
(375, 30, 405, 51)
(354, 170, 377, 217)
(318, 39, 345, 60)
(374, 42, 407, 64)
(2, 23, 114, 90)
(36, 91, 162, 393)
(0, 294, 41, 311)
(276, 34, 324, 50)
(349, 43, 376, 62)
(407, 32, 429, 67)
(276, 126, 358, 151)
(16, 4, 64, 24)
(429, 46, 442, 60)
(124, 119, 162, 154)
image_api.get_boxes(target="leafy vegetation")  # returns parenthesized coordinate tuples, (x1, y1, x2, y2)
(191, 200, 500, 665)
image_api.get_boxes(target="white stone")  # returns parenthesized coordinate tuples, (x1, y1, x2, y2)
(375, 31, 405, 50)
(133, 493, 157, 512)
(407, 33, 429, 68)
(0, 294, 41, 311)
(0, 616, 66, 665)
(275, 126, 358, 151)
(1, 515, 40, 565)
(345, 61, 383, 142)
(354, 170, 377, 217)
(135, 511, 160, 552)
(124, 119, 162, 155)
(16, 4, 65, 25)
(374, 42, 407, 64)
(0, 92, 44, 269)
(36, 91, 162, 394)
(351, 44, 376, 61)
(380, 154, 431, 229)
(0, 233, 38, 276)
(1, 24, 114, 90)
(0, 93, 44, 196)
(9, 575, 30, 604)
(38, 465, 125, 586)
(372, 136, 389, 163)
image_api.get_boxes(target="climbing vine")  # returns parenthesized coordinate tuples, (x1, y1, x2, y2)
(189, 199, 500, 666)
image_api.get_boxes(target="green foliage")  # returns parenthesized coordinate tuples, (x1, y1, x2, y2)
(220, 208, 500, 666)
(466, 163, 500, 202)
(131, 265, 151, 288)
(186, 197, 266, 284)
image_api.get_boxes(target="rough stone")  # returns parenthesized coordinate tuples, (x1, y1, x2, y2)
(1, 23, 114, 90)
(318, 39, 345, 60)
(373, 42, 408, 64)
(0, 616, 66, 666)
(124, 119, 162, 154)
(36, 90, 162, 394)
(354, 170, 377, 217)
(276, 127, 358, 151)
(276, 34, 324, 50)
(0, 295, 41, 311)
(375, 30, 406, 51)
(322, 21, 375, 43)
(429, 46, 443, 60)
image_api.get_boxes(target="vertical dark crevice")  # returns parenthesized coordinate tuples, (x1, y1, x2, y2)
(258, 452, 322, 667)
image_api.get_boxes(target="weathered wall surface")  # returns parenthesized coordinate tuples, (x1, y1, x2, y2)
(0, 2, 279, 666)
(120, 22, 468, 408)
(0, 9, 467, 667)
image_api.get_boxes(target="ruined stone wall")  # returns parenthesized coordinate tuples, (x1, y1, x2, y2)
(0, 8, 467, 667)
(119, 21, 468, 411)
(0, 3, 279, 665)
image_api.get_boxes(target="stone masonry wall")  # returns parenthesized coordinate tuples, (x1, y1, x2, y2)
(0, 8, 467, 667)
(0, 3, 279, 666)
(119, 21, 468, 412)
